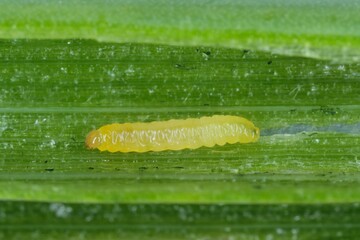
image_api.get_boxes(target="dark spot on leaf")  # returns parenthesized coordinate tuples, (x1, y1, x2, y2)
(139, 167, 148, 170)
(241, 49, 251, 58)
(175, 63, 193, 70)
(321, 106, 339, 115)
(308, 132, 318, 137)
(44, 160, 48, 163)
(313, 105, 340, 115)
(267, 60, 272, 65)
(88, 167, 94, 170)
(173, 166, 184, 169)
(253, 184, 262, 189)
(203, 51, 211, 56)
(203, 103, 209, 106)
(45, 168, 54, 172)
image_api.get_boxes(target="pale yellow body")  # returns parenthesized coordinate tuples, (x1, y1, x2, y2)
(86, 115, 260, 153)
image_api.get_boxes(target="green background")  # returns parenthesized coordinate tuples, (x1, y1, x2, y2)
(0, 0, 359, 239)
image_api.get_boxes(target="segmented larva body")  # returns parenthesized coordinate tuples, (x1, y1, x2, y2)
(86, 115, 260, 153)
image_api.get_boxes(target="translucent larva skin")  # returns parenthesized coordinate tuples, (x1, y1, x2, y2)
(86, 115, 260, 153)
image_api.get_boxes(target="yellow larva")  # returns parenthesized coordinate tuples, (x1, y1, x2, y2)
(86, 115, 260, 153)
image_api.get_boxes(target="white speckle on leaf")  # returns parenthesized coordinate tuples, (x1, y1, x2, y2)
(49, 203, 72, 218)
(337, 65, 345, 71)
(60, 67, 67, 73)
(50, 139, 56, 148)
(289, 85, 302, 99)
(265, 234, 274, 240)
(323, 65, 331, 75)
(201, 52, 210, 61)
(0, 116, 8, 134)
(125, 65, 135, 76)
(311, 84, 318, 92)
(232, 69, 239, 78)
(42, 75, 50, 81)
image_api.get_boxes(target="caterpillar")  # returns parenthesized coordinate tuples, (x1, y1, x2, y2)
(86, 115, 260, 153)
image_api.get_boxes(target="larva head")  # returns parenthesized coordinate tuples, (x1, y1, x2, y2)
(85, 130, 102, 149)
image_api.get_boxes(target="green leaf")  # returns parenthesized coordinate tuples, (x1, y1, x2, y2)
(1, 0, 360, 62)
(1, 39, 359, 204)
(1, 201, 360, 239)
(1, 1, 360, 239)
